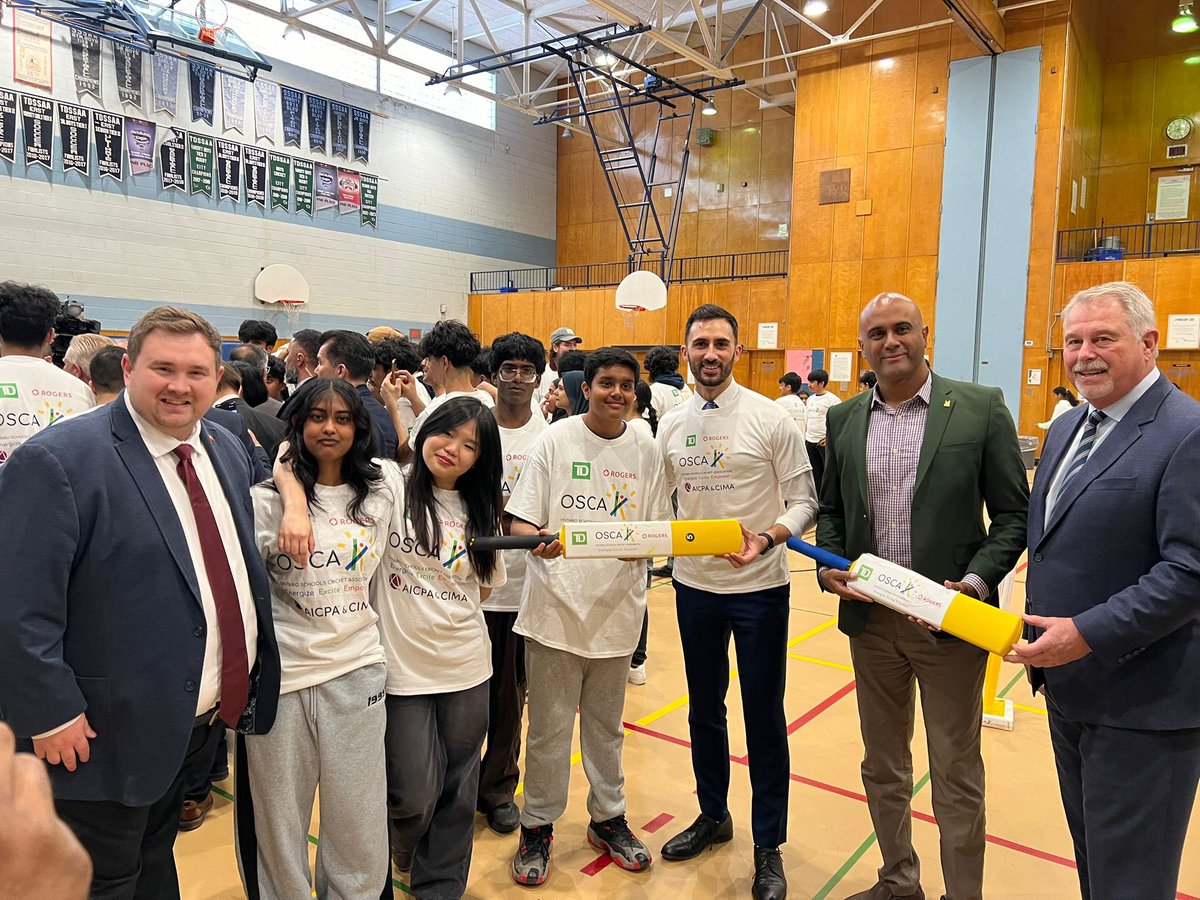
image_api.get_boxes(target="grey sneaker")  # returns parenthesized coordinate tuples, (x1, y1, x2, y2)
(511, 824, 553, 886)
(587, 815, 652, 872)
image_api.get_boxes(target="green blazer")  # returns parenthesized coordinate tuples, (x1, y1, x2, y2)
(816, 372, 1030, 638)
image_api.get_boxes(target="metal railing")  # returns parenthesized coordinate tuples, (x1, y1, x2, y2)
(1056, 220, 1200, 261)
(469, 249, 788, 293)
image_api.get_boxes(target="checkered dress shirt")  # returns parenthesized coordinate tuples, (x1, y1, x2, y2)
(865, 374, 988, 601)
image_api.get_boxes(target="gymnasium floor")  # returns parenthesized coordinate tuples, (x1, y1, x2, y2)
(178, 547, 1200, 899)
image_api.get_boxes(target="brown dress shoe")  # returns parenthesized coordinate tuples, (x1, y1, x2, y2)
(179, 792, 214, 832)
(844, 882, 926, 900)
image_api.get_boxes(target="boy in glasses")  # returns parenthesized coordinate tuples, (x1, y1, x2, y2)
(476, 332, 549, 834)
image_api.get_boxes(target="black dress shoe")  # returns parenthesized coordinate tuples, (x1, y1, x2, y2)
(486, 801, 521, 834)
(661, 812, 733, 860)
(752, 846, 786, 900)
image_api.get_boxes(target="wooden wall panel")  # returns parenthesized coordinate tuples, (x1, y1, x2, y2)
(831, 154, 867, 262)
(913, 28, 951, 148)
(866, 34, 919, 154)
(836, 44, 872, 159)
(862, 147, 914, 260)
(907, 143, 944, 257)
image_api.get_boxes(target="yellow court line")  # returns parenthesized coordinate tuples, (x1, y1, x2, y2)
(787, 653, 854, 673)
(787, 617, 837, 647)
(1012, 702, 1048, 717)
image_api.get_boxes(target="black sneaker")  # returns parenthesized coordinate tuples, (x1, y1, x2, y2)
(487, 801, 521, 834)
(511, 824, 553, 886)
(586, 814, 652, 872)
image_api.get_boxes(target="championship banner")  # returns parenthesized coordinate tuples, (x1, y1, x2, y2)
(20, 95, 53, 170)
(215, 139, 241, 202)
(188, 60, 216, 125)
(360, 173, 378, 229)
(330, 100, 349, 158)
(125, 117, 156, 175)
(268, 151, 291, 210)
(153, 54, 179, 116)
(351, 107, 370, 162)
(280, 86, 302, 147)
(58, 102, 90, 174)
(13, 11, 53, 91)
(160, 135, 186, 191)
(292, 157, 314, 216)
(306, 94, 327, 153)
(188, 132, 214, 196)
(337, 168, 360, 215)
(92, 110, 124, 180)
(243, 145, 266, 207)
(0, 90, 17, 163)
(314, 162, 336, 211)
(70, 29, 102, 99)
(253, 79, 277, 143)
(114, 43, 143, 108)
(221, 73, 246, 133)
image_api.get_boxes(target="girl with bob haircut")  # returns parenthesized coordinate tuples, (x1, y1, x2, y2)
(238, 377, 395, 900)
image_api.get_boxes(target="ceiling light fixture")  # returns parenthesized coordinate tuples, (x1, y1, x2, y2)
(802, 0, 829, 15)
(702, 99, 717, 116)
(444, 82, 462, 97)
(1174, 1, 1198, 32)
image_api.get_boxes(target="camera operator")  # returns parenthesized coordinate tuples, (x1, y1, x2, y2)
(0, 282, 95, 466)
(50, 299, 102, 369)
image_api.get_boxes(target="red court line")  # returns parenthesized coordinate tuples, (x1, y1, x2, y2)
(642, 812, 675, 834)
(786, 681, 857, 735)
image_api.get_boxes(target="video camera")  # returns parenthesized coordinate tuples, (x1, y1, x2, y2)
(50, 299, 102, 368)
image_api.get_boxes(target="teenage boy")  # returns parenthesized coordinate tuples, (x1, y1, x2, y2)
(804, 368, 840, 489)
(410, 321, 493, 441)
(506, 347, 670, 887)
(775, 372, 807, 442)
(477, 332, 548, 835)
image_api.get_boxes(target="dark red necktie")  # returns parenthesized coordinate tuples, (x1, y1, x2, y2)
(173, 444, 249, 728)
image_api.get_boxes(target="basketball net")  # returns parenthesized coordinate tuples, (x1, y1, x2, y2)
(280, 299, 304, 330)
(618, 304, 644, 334)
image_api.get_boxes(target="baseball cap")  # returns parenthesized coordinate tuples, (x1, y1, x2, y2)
(550, 326, 583, 345)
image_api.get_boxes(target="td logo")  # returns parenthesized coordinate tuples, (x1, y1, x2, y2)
(685, 435, 697, 447)
(570, 531, 588, 546)
(857, 564, 873, 579)
(0, 383, 17, 399)
(571, 461, 591, 480)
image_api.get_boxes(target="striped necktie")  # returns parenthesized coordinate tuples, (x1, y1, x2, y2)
(1053, 408, 1106, 507)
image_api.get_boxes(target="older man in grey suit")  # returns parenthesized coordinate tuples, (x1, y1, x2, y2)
(1009, 281, 1200, 900)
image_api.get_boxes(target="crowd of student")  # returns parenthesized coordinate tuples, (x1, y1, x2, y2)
(0, 278, 1197, 900)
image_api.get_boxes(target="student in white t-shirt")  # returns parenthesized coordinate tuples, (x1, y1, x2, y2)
(0, 283, 95, 466)
(277, 396, 505, 899)
(241, 378, 393, 900)
(477, 332, 548, 836)
(775, 372, 808, 442)
(506, 348, 670, 888)
(804, 367, 841, 490)
(408, 321, 494, 445)
(645, 345, 692, 420)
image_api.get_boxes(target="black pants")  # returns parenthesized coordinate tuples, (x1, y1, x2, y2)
(1047, 696, 1200, 900)
(805, 440, 825, 493)
(183, 728, 228, 803)
(478, 610, 526, 812)
(674, 580, 791, 848)
(56, 720, 224, 900)
(632, 611, 649, 668)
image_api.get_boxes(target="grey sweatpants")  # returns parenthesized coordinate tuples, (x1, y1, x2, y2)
(239, 663, 388, 900)
(520, 639, 633, 828)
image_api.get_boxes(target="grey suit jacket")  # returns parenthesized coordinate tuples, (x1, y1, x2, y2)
(1026, 373, 1200, 730)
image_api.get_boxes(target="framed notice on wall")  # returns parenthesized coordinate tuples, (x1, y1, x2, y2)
(1166, 314, 1200, 349)
(1156, 175, 1191, 221)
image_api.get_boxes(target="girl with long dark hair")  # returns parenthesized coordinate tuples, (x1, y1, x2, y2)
(239, 378, 393, 900)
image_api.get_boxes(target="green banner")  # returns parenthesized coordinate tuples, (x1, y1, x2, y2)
(268, 151, 291, 211)
(187, 132, 214, 197)
(360, 173, 378, 229)
(293, 157, 314, 217)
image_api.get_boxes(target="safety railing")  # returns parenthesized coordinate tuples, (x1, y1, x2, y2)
(1056, 219, 1200, 261)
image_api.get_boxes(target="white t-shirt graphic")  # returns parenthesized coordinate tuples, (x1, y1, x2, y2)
(487, 413, 549, 613)
(0, 357, 94, 465)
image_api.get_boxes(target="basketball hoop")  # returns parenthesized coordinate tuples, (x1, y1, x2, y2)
(279, 298, 305, 329)
(193, 0, 230, 45)
(614, 271, 667, 335)
(255, 264, 309, 333)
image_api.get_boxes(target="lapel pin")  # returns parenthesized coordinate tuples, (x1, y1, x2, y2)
(944, 400, 952, 408)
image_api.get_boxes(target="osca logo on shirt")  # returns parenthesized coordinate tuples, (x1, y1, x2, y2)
(502, 463, 524, 496)
(558, 482, 639, 519)
(441, 530, 469, 574)
(677, 442, 730, 470)
(337, 529, 376, 572)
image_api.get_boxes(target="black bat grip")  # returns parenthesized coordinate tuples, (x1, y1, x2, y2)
(467, 534, 555, 551)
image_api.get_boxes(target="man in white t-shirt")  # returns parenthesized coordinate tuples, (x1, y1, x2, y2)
(506, 348, 669, 888)
(645, 345, 692, 420)
(775, 372, 807, 442)
(804, 367, 841, 490)
(532, 326, 584, 414)
(656, 304, 818, 900)
(477, 331, 548, 836)
(0, 282, 95, 466)
(409, 320, 494, 443)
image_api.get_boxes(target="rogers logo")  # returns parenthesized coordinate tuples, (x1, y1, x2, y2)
(388, 573, 403, 589)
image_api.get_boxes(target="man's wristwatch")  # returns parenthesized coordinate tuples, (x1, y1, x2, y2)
(757, 532, 776, 554)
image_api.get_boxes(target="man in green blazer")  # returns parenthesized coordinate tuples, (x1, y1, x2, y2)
(817, 293, 1028, 900)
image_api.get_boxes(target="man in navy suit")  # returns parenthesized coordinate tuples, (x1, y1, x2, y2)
(0, 305, 279, 900)
(1009, 281, 1200, 900)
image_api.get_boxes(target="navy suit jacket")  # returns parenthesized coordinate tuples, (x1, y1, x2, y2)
(0, 394, 279, 805)
(1026, 373, 1200, 730)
